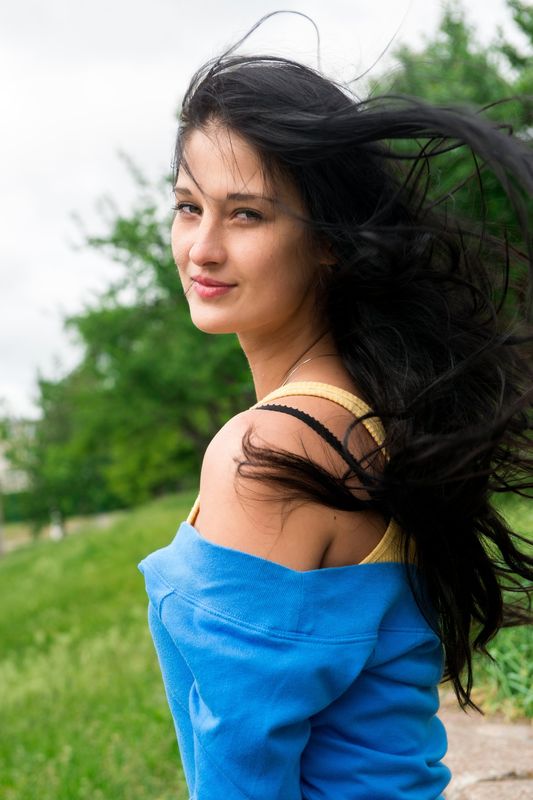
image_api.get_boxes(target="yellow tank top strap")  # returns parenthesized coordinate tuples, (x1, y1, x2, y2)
(250, 380, 388, 457)
(187, 493, 201, 526)
(249, 380, 407, 564)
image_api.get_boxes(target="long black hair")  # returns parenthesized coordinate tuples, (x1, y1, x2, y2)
(173, 36, 533, 710)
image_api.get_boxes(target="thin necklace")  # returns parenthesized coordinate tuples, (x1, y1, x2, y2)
(280, 353, 338, 387)
(280, 331, 337, 387)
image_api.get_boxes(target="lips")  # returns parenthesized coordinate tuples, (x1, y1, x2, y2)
(192, 281, 235, 299)
(193, 275, 236, 287)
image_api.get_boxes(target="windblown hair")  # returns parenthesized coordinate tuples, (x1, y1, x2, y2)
(174, 41, 533, 709)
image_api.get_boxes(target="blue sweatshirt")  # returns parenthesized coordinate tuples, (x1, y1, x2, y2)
(137, 381, 451, 799)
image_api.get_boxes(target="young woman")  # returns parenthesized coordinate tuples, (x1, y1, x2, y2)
(138, 39, 533, 800)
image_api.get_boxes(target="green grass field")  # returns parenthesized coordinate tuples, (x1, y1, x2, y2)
(0, 492, 196, 800)
(1, 491, 531, 799)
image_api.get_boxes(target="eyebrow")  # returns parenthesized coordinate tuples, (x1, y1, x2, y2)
(174, 185, 276, 204)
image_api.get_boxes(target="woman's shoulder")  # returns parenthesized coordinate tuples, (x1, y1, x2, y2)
(194, 407, 332, 570)
(194, 395, 388, 571)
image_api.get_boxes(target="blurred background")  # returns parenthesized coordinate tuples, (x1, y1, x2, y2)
(0, 1, 531, 798)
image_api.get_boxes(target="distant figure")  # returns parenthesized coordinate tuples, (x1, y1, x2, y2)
(48, 509, 65, 541)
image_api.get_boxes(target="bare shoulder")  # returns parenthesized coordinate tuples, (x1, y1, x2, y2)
(195, 397, 388, 571)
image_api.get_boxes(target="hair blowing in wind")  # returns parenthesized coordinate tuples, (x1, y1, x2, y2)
(174, 14, 533, 710)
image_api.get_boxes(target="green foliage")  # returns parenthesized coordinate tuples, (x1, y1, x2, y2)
(371, 1, 532, 238)
(376, 0, 531, 125)
(471, 491, 533, 718)
(474, 628, 533, 717)
(2, 491, 32, 523)
(16, 177, 252, 527)
(496, 1, 533, 73)
(382, 6, 510, 108)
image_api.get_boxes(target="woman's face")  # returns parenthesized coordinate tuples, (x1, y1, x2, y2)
(172, 125, 321, 338)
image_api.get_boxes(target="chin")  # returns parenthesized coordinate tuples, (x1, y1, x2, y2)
(189, 312, 238, 336)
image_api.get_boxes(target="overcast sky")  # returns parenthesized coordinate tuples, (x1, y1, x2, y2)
(1, 0, 524, 418)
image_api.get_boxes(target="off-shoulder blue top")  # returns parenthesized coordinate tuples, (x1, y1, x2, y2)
(137, 382, 451, 799)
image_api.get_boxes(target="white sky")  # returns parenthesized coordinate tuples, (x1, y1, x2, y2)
(0, 0, 524, 418)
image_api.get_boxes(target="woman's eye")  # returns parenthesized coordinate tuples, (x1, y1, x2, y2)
(235, 209, 262, 222)
(171, 203, 262, 222)
(172, 202, 200, 215)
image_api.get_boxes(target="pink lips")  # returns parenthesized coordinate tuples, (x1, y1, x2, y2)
(193, 280, 234, 297)
(192, 275, 236, 299)
(194, 276, 234, 287)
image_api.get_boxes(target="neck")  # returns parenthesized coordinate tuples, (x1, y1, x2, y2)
(238, 321, 339, 401)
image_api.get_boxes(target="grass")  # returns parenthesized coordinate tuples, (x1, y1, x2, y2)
(469, 492, 533, 719)
(0, 491, 197, 800)
(0, 490, 531, 799)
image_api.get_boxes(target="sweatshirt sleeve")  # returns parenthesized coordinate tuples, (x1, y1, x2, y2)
(157, 589, 377, 800)
(138, 523, 385, 800)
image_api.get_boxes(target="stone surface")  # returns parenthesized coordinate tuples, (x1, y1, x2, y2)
(440, 702, 533, 800)
(455, 782, 533, 800)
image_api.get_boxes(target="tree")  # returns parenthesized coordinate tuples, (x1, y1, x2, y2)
(371, 2, 531, 216)
(497, 1, 533, 75)
(17, 169, 252, 528)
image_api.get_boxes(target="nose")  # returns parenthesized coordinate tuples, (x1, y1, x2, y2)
(189, 217, 226, 266)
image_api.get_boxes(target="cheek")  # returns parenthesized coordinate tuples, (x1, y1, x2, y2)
(171, 221, 190, 280)
(276, 234, 316, 291)
(171, 219, 183, 262)
(260, 225, 311, 279)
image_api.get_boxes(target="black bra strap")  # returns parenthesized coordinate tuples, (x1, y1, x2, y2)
(255, 403, 353, 469)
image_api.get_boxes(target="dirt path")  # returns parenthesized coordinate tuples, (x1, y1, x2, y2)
(441, 700, 533, 799)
